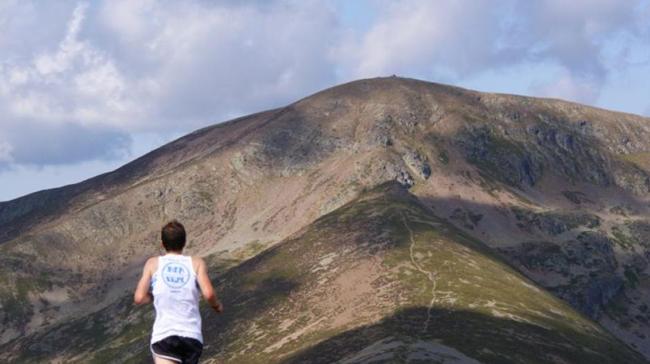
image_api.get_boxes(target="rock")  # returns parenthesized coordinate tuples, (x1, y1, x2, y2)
(511, 207, 601, 236)
(561, 190, 593, 205)
(500, 234, 622, 320)
(396, 170, 414, 188)
(380, 161, 415, 188)
(498, 241, 570, 276)
(559, 275, 624, 319)
(372, 116, 394, 147)
(456, 126, 542, 187)
(402, 150, 431, 180)
(571, 232, 618, 271)
(526, 121, 614, 187)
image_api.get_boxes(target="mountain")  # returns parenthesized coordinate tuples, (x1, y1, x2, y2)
(1, 77, 649, 363)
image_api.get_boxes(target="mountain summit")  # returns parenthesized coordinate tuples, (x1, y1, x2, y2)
(1, 77, 649, 363)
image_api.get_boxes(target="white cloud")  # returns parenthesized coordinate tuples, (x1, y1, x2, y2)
(0, 3, 135, 171)
(0, 139, 13, 164)
(0, 2, 140, 129)
(518, 0, 643, 79)
(33, 3, 87, 76)
(123, 1, 339, 126)
(0, 1, 339, 168)
(0, 0, 648, 178)
(336, 0, 515, 79)
(98, 0, 157, 42)
(336, 0, 646, 95)
(529, 68, 601, 104)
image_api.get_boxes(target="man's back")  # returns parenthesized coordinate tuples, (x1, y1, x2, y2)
(151, 254, 203, 344)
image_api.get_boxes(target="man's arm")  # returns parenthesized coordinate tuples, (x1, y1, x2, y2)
(134, 257, 155, 305)
(195, 257, 223, 313)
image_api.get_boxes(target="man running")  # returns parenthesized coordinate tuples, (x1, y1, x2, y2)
(134, 220, 223, 364)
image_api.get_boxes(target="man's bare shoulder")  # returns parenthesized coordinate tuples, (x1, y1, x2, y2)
(191, 256, 206, 272)
(191, 256, 205, 263)
(144, 256, 159, 273)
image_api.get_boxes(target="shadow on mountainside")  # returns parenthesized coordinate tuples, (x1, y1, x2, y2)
(415, 192, 650, 323)
(281, 306, 647, 364)
(200, 244, 303, 357)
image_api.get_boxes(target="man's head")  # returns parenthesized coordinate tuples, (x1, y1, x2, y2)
(161, 220, 186, 252)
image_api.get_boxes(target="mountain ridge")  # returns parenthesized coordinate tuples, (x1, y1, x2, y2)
(2, 77, 648, 242)
(1, 76, 649, 362)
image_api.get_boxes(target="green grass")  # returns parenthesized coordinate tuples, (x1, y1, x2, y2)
(611, 225, 637, 250)
(618, 152, 650, 171)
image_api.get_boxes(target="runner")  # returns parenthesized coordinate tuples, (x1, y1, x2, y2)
(134, 220, 223, 364)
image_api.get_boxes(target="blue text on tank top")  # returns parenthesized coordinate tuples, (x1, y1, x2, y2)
(161, 261, 191, 291)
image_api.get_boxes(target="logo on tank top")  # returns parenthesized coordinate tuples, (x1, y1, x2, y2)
(161, 262, 191, 289)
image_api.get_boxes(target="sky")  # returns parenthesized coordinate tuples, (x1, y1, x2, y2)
(0, 0, 649, 201)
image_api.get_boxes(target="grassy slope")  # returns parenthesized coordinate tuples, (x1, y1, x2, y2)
(2, 183, 645, 363)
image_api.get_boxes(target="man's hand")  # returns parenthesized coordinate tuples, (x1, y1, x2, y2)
(211, 301, 224, 314)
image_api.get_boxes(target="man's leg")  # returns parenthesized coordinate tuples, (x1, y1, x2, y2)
(153, 356, 178, 364)
(151, 338, 182, 363)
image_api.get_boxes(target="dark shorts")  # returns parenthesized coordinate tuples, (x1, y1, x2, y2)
(151, 335, 203, 364)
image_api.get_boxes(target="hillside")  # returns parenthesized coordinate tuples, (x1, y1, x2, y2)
(1, 77, 649, 362)
(3, 183, 646, 363)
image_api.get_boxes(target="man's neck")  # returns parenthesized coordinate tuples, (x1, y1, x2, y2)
(165, 250, 183, 255)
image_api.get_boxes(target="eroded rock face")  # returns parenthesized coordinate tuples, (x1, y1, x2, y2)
(499, 232, 623, 319)
(456, 126, 543, 187)
(454, 110, 650, 195)
(526, 121, 612, 187)
(499, 241, 570, 275)
(402, 150, 431, 180)
(558, 275, 625, 319)
(510, 207, 601, 236)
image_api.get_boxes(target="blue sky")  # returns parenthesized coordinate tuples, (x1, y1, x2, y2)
(1, 0, 649, 201)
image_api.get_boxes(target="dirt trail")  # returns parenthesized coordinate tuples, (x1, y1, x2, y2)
(401, 213, 438, 334)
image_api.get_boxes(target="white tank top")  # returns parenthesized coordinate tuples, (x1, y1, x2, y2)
(151, 254, 203, 344)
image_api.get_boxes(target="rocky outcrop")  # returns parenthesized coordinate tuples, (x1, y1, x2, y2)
(525, 121, 612, 187)
(499, 232, 621, 319)
(456, 126, 542, 187)
(402, 150, 431, 180)
(556, 275, 625, 319)
(510, 207, 601, 236)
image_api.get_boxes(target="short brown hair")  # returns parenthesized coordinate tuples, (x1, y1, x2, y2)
(161, 220, 186, 251)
